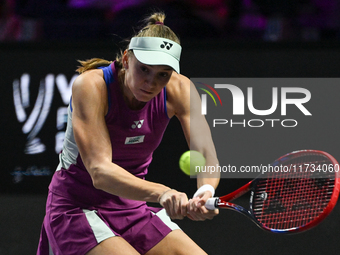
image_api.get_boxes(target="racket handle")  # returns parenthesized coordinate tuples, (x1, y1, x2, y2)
(205, 197, 218, 210)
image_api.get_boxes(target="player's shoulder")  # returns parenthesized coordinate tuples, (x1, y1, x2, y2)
(166, 73, 191, 117)
(72, 69, 106, 95)
(166, 72, 190, 96)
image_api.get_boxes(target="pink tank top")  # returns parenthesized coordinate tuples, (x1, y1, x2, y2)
(103, 62, 170, 178)
(49, 62, 170, 209)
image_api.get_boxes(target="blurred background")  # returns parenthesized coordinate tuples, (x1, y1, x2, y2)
(1, 0, 340, 254)
(1, 0, 340, 42)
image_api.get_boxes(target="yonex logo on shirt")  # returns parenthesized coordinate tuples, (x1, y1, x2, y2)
(132, 120, 144, 129)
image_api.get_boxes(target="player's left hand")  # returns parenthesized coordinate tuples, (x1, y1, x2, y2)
(186, 192, 219, 221)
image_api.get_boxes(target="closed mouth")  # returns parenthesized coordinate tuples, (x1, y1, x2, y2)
(141, 89, 152, 95)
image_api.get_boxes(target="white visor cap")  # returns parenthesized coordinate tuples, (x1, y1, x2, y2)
(128, 37, 182, 73)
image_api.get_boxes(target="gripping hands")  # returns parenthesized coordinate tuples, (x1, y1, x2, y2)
(158, 185, 219, 221)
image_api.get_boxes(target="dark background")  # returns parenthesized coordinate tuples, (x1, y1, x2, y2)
(1, 0, 340, 254)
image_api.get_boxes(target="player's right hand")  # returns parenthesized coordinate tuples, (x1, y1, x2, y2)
(159, 189, 189, 219)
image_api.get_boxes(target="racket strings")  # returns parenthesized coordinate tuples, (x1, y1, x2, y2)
(252, 154, 336, 230)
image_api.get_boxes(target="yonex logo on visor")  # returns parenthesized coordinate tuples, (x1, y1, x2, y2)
(128, 37, 181, 73)
(161, 41, 173, 50)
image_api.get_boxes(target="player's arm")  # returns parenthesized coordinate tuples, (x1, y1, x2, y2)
(71, 70, 188, 218)
(167, 75, 220, 220)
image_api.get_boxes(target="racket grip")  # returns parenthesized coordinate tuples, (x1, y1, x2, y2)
(205, 197, 218, 210)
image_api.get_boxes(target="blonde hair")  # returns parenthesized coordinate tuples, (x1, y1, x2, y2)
(76, 58, 113, 74)
(76, 12, 180, 74)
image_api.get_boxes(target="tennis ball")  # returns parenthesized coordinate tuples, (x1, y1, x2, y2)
(179, 150, 206, 176)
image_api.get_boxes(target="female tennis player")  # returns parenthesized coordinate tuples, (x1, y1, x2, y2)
(37, 12, 220, 255)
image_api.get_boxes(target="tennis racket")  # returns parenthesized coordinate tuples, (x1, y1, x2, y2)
(205, 150, 340, 233)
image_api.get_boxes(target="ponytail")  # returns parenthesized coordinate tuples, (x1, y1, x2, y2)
(76, 58, 113, 74)
(115, 12, 180, 67)
(77, 12, 180, 73)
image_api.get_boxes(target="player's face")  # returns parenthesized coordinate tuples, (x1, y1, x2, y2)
(124, 53, 173, 103)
